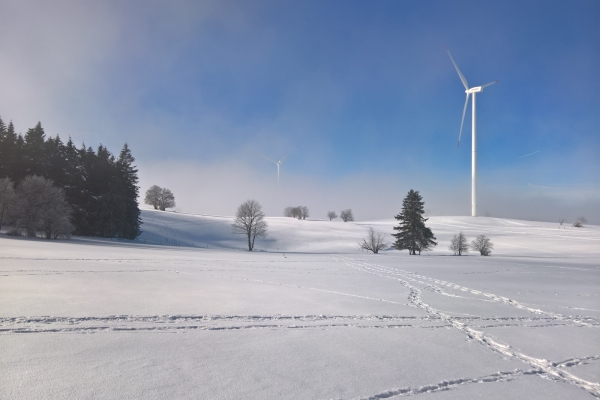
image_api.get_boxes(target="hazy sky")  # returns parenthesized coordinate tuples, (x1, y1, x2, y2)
(1, 0, 598, 222)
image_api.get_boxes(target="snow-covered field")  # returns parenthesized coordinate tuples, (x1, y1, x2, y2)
(1, 210, 599, 399)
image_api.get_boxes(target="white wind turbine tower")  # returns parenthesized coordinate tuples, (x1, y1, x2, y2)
(446, 45, 498, 217)
(261, 147, 297, 184)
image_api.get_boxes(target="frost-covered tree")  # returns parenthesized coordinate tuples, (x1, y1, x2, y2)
(0, 177, 16, 229)
(232, 199, 268, 251)
(340, 209, 354, 222)
(327, 211, 337, 221)
(145, 185, 175, 211)
(392, 189, 436, 255)
(158, 188, 175, 211)
(449, 232, 469, 255)
(359, 227, 387, 254)
(145, 185, 163, 210)
(16, 176, 72, 239)
(471, 234, 493, 256)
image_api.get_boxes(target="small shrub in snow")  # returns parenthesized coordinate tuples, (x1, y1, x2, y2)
(471, 234, 493, 256)
(359, 227, 386, 254)
(449, 232, 469, 255)
(573, 220, 583, 228)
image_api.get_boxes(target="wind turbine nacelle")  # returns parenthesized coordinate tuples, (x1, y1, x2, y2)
(466, 86, 483, 93)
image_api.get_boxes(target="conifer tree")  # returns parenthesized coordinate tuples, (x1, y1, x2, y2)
(23, 122, 47, 177)
(116, 144, 141, 239)
(0, 118, 142, 239)
(0, 117, 7, 178)
(392, 189, 437, 255)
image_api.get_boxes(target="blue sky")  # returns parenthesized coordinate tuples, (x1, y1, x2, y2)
(1, 0, 598, 221)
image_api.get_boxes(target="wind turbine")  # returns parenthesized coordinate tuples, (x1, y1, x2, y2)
(446, 45, 498, 217)
(261, 147, 297, 184)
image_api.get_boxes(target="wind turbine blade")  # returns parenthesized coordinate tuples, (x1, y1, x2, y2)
(458, 93, 470, 148)
(259, 154, 278, 164)
(279, 146, 297, 162)
(481, 80, 499, 89)
(445, 45, 469, 90)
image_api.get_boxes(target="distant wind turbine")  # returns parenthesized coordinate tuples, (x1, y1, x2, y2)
(261, 147, 297, 184)
(446, 45, 499, 217)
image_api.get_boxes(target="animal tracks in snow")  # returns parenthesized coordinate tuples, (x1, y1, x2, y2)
(0, 314, 449, 334)
(339, 257, 600, 398)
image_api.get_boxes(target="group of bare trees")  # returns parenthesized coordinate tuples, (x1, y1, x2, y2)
(326, 209, 354, 222)
(284, 206, 309, 220)
(327, 210, 354, 222)
(449, 232, 493, 256)
(0, 176, 72, 239)
(144, 185, 176, 211)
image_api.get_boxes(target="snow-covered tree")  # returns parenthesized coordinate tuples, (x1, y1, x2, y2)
(145, 185, 162, 210)
(327, 211, 337, 221)
(16, 176, 72, 239)
(0, 177, 16, 229)
(145, 185, 175, 211)
(392, 189, 436, 255)
(232, 199, 268, 251)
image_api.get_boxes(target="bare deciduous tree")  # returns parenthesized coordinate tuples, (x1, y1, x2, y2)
(327, 211, 337, 221)
(559, 218, 565, 226)
(300, 206, 309, 220)
(232, 199, 268, 251)
(145, 185, 176, 211)
(470, 234, 493, 256)
(284, 206, 309, 220)
(340, 209, 354, 222)
(16, 176, 72, 239)
(449, 232, 469, 255)
(0, 177, 16, 230)
(573, 217, 587, 228)
(359, 227, 387, 254)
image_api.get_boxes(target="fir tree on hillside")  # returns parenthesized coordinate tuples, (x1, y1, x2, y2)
(116, 144, 142, 239)
(392, 189, 437, 255)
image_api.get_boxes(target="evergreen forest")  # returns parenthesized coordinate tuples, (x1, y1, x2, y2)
(0, 117, 141, 239)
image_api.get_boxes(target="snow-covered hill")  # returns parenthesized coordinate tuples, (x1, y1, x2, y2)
(138, 209, 600, 257)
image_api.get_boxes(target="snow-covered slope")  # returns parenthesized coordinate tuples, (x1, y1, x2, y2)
(1, 212, 599, 399)
(138, 209, 600, 257)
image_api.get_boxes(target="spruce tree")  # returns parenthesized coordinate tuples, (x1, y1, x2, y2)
(0, 117, 7, 178)
(392, 189, 437, 255)
(23, 122, 47, 177)
(116, 144, 141, 239)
